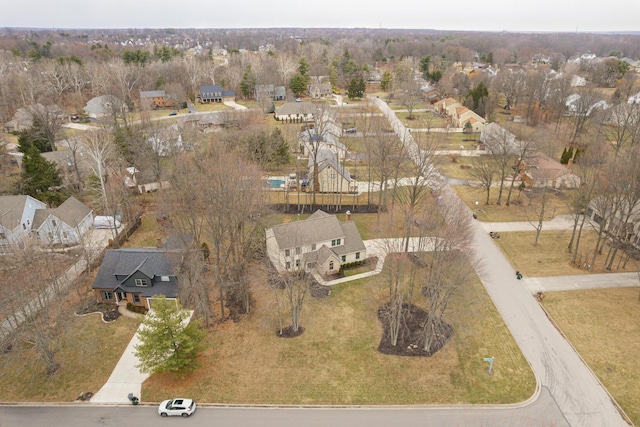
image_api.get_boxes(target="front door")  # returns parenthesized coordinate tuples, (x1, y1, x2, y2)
(116, 291, 126, 302)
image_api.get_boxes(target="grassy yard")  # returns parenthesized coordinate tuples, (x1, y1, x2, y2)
(396, 111, 448, 128)
(142, 261, 535, 404)
(491, 229, 621, 277)
(436, 155, 477, 180)
(0, 314, 139, 401)
(542, 288, 640, 425)
(454, 185, 574, 222)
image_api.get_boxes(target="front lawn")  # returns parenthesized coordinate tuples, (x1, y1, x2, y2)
(453, 185, 574, 222)
(142, 260, 535, 404)
(0, 314, 139, 401)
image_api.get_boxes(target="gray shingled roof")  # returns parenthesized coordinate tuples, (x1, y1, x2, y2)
(269, 210, 344, 250)
(0, 196, 29, 230)
(332, 221, 366, 256)
(275, 102, 317, 117)
(92, 248, 180, 298)
(140, 90, 167, 98)
(55, 197, 92, 227)
(31, 208, 55, 229)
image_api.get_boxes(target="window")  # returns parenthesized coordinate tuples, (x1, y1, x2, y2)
(0, 232, 5, 239)
(133, 294, 141, 303)
(62, 231, 68, 239)
(295, 259, 300, 268)
(356, 252, 360, 260)
(48, 232, 53, 240)
(135, 278, 148, 287)
(329, 261, 334, 270)
(285, 249, 290, 257)
(101, 291, 114, 300)
(331, 238, 341, 247)
(286, 261, 291, 269)
(311, 244, 316, 251)
(341, 255, 346, 262)
(295, 247, 301, 255)
(52, 219, 57, 227)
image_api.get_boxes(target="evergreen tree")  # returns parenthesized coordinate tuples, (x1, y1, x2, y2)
(240, 65, 256, 99)
(19, 146, 63, 205)
(17, 114, 57, 153)
(134, 296, 205, 377)
(380, 71, 392, 92)
(347, 76, 366, 99)
(289, 73, 307, 97)
(419, 55, 431, 79)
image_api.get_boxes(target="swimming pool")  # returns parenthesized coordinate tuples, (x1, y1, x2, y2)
(266, 178, 286, 189)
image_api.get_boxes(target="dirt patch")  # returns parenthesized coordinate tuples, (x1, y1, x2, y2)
(377, 303, 454, 357)
(276, 326, 305, 338)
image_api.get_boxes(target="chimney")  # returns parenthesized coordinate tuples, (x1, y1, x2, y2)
(345, 210, 351, 221)
(156, 238, 163, 248)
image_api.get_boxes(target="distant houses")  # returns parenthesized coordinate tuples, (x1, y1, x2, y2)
(140, 90, 177, 109)
(83, 95, 127, 119)
(198, 85, 236, 103)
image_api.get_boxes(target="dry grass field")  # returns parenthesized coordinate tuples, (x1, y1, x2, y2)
(542, 288, 640, 425)
(142, 260, 535, 404)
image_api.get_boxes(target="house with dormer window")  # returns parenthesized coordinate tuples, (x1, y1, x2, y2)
(92, 247, 181, 309)
(198, 85, 224, 103)
(265, 210, 366, 275)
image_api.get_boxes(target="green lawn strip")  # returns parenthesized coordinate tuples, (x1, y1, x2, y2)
(0, 315, 139, 401)
(542, 288, 640, 425)
(142, 262, 534, 405)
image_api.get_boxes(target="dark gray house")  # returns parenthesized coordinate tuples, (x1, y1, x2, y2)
(92, 247, 181, 309)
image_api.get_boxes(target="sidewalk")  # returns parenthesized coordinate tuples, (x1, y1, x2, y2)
(523, 272, 639, 293)
(90, 324, 150, 404)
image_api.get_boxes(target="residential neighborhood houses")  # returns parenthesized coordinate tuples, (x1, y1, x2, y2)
(0, 195, 93, 252)
(0, 27, 639, 426)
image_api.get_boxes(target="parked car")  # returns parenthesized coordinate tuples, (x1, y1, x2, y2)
(345, 127, 357, 134)
(168, 112, 178, 116)
(158, 398, 196, 417)
(295, 97, 301, 102)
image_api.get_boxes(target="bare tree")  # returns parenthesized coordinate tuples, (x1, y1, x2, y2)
(418, 195, 475, 354)
(601, 102, 640, 158)
(83, 128, 115, 213)
(470, 155, 498, 205)
(484, 125, 517, 205)
(505, 130, 537, 206)
(568, 88, 604, 147)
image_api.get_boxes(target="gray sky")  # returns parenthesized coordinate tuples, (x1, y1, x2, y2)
(1, 0, 639, 32)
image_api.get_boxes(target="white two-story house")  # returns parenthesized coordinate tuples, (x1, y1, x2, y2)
(265, 210, 366, 275)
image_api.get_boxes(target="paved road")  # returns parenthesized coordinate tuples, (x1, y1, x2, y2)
(468, 208, 628, 426)
(0, 387, 567, 427)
